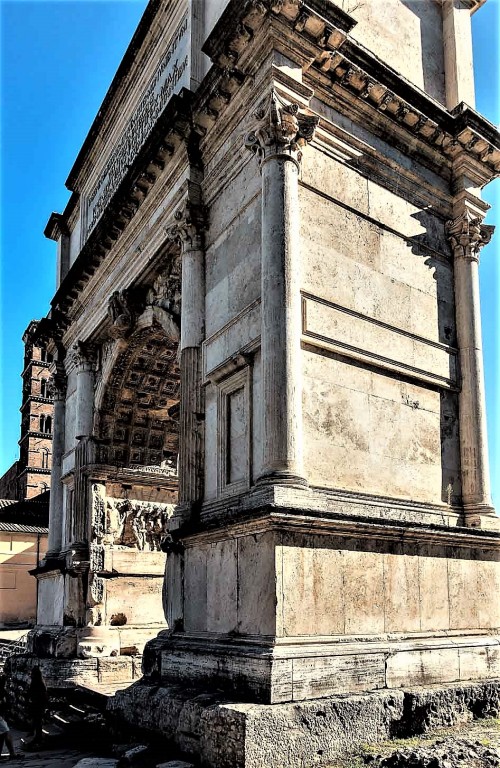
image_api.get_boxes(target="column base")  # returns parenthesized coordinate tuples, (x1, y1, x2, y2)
(108, 679, 500, 768)
(463, 504, 500, 529)
(255, 470, 309, 488)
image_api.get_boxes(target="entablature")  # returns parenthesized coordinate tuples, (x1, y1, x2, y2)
(44, 0, 500, 335)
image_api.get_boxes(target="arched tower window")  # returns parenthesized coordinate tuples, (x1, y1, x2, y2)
(40, 415, 52, 434)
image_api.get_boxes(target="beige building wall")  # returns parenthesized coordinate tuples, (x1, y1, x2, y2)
(0, 531, 47, 626)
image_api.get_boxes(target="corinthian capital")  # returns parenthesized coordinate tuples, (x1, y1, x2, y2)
(166, 203, 206, 251)
(446, 210, 494, 263)
(245, 90, 319, 166)
(69, 341, 98, 373)
(48, 361, 67, 401)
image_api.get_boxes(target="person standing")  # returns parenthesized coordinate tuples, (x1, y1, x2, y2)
(0, 674, 17, 759)
(27, 666, 48, 744)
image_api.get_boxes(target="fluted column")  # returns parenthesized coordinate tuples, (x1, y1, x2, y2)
(246, 90, 318, 485)
(447, 208, 496, 526)
(167, 203, 206, 524)
(46, 362, 67, 555)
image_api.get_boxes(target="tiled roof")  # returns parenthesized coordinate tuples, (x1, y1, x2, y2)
(0, 521, 48, 534)
(0, 499, 17, 509)
(0, 492, 49, 527)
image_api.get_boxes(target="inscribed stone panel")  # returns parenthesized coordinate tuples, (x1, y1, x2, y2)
(83, 7, 190, 238)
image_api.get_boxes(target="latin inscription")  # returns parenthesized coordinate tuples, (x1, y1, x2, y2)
(85, 15, 189, 237)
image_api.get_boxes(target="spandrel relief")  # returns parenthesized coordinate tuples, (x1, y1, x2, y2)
(105, 498, 175, 551)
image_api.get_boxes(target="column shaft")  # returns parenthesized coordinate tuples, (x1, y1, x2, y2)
(47, 393, 66, 554)
(259, 154, 305, 482)
(454, 255, 492, 512)
(167, 210, 206, 518)
(75, 368, 95, 439)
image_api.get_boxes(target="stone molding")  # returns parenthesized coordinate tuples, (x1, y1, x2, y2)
(46, 0, 500, 329)
(446, 210, 495, 262)
(245, 89, 319, 166)
(183, 507, 500, 550)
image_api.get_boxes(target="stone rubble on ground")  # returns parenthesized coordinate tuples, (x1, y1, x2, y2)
(155, 762, 195, 768)
(116, 744, 150, 767)
(365, 738, 500, 767)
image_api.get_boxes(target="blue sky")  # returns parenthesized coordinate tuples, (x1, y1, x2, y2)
(0, 1, 498, 506)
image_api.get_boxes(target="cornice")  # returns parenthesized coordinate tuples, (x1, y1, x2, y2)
(65, 0, 161, 191)
(20, 396, 54, 412)
(46, 0, 500, 331)
(50, 90, 193, 331)
(179, 507, 500, 551)
(44, 212, 70, 242)
(200, 0, 500, 178)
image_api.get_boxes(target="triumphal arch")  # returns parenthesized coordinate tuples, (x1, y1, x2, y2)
(22, 0, 500, 763)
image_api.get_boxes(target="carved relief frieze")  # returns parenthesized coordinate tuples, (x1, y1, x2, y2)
(108, 289, 135, 339)
(91, 483, 106, 539)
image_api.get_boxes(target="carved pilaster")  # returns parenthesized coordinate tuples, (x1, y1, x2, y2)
(446, 207, 497, 526)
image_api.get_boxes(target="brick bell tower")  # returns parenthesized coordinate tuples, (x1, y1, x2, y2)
(18, 321, 54, 500)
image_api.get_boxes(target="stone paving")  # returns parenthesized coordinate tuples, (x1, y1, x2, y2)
(0, 729, 94, 768)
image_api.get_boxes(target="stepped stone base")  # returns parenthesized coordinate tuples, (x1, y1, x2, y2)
(108, 679, 500, 768)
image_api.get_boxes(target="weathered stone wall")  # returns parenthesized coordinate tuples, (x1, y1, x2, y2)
(298, 142, 460, 508)
(180, 527, 500, 642)
(109, 680, 500, 768)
